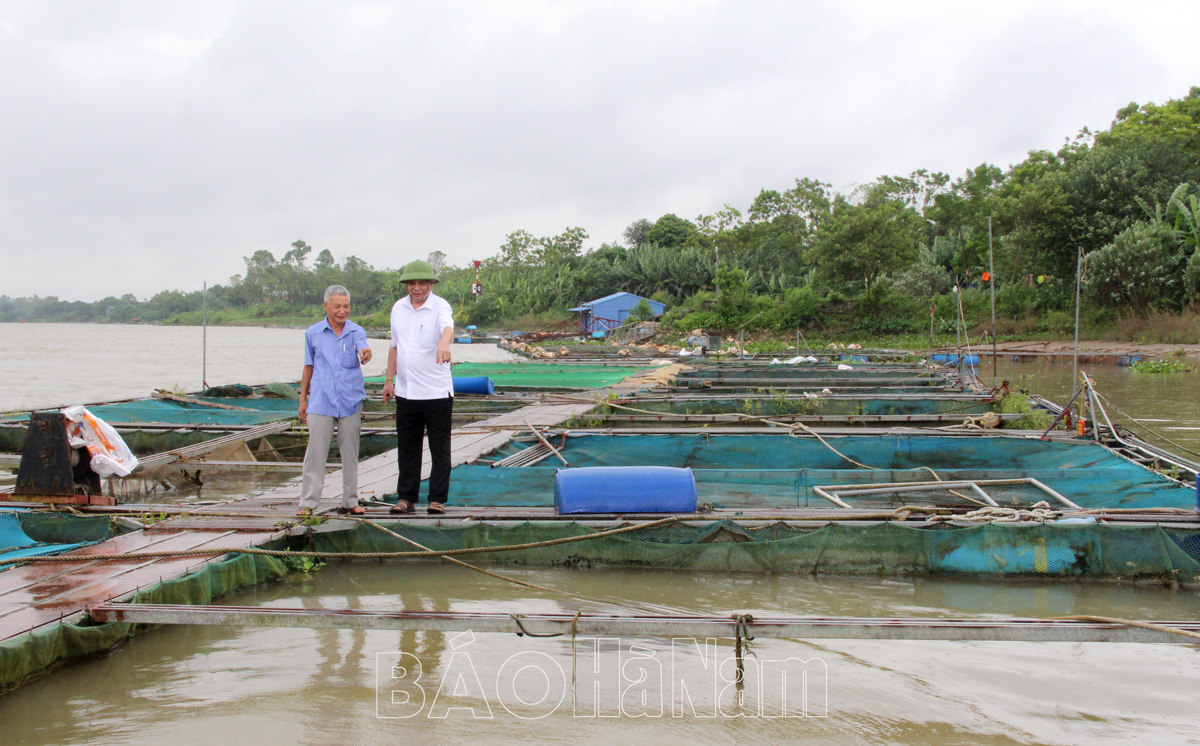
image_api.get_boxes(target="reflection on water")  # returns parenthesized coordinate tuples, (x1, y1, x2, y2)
(2, 564, 1198, 745)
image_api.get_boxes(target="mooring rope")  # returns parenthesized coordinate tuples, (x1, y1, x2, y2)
(3, 507, 956, 568)
(1048, 615, 1200, 641)
(927, 501, 1061, 523)
(0, 515, 686, 567)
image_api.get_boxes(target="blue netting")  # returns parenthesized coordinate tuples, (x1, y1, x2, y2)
(0, 513, 91, 567)
(466, 434, 1194, 510)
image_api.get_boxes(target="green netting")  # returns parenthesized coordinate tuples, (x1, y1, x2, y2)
(83, 400, 290, 426)
(200, 384, 254, 397)
(259, 382, 300, 399)
(17, 513, 117, 544)
(368, 363, 652, 389)
(600, 398, 996, 416)
(0, 551, 288, 694)
(678, 369, 940, 381)
(316, 520, 1200, 580)
(466, 435, 1195, 510)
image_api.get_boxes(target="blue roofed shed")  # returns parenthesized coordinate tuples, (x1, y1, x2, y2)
(568, 292, 665, 333)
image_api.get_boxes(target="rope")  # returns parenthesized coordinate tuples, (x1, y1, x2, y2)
(917, 466, 989, 507)
(0, 516, 685, 567)
(4, 507, 956, 568)
(1090, 387, 1200, 460)
(786, 422, 880, 470)
(927, 501, 1060, 524)
(357, 517, 561, 594)
(732, 613, 756, 683)
(510, 613, 564, 638)
(1048, 615, 1200, 641)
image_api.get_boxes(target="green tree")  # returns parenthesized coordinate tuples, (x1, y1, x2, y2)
(623, 218, 653, 248)
(1086, 221, 1186, 313)
(645, 214, 699, 249)
(811, 191, 923, 298)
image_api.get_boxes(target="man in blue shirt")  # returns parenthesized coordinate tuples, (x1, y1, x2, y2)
(298, 285, 373, 516)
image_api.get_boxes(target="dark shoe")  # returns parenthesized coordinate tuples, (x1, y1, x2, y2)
(427, 502, 446, 515)
(390, 500, 417, 514)
(336, 506, 366, 515)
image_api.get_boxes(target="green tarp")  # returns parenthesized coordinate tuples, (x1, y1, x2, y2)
(369, 363, 652, 390)
(317, 520, 1200, 579)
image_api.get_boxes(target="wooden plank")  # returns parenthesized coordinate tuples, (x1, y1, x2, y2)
(0, 529, 279, 640)
(136, 421, 293, 470)
(151, 391, 259, 411)
(161, 460, 335, 472)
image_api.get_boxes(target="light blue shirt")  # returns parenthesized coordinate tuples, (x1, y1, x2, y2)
(304, 318, 367, 418)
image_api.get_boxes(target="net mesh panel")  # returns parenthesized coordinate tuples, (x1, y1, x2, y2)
(17, 513, 116, 544)
(318, 521, 1200, 580)
(467, 435, 1195, 511)
(677, 369, 938, 381)
(84, 401, 289, 426)
(369, 363, 652, 389)
(621, 398, 996, 417)
(1168, 529, 1200, 564)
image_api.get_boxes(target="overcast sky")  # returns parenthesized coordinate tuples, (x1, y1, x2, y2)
(3, 1, 1198, 302)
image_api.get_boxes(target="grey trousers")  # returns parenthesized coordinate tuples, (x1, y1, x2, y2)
(300, 411, 361, 510)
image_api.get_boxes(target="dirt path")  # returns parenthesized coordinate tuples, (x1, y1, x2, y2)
(979, 341, 1200, 357)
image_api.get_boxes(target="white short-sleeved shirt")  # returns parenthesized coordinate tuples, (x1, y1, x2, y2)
(390, 292, 455, 400)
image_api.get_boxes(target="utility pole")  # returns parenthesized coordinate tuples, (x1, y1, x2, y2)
(989, 216, 997, 386)
(202, 281, 208, 390)
(1073, 247, 1083, 386)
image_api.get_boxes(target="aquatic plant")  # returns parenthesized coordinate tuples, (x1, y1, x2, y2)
(1129, 358, 1196, 373)
(282, 547, 325, 574)
(999, 394, 1054, 431)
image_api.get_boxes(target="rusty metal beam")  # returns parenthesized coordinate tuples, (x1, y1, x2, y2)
(87, 604, 1200, 643)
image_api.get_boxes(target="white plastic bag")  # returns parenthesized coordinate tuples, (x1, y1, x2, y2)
(837, 364, 853, 371)
(62, 405, 139, 477)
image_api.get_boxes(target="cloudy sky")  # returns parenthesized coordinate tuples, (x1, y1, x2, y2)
(2, 0, 1198, 302)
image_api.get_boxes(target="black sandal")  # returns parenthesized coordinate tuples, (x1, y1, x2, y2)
(427, 502, 446, 515)
(390, 500, 417, 514)
(336, 506, 366, 515)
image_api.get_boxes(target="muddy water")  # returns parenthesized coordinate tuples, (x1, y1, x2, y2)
(989, 356, 1200, 457)
(3, 333, 1200, 742)
(1, 565, 1198, 745)
(0, 323, 516, 497)
(0, 322, 517, 412)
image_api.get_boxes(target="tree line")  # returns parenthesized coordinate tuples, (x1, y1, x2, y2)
(4, 86, 1198, 337)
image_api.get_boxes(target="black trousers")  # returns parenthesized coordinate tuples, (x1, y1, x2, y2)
(395, 396, 453, 503)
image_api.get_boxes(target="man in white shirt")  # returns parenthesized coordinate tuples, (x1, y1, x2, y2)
(382, 260, 455, 514)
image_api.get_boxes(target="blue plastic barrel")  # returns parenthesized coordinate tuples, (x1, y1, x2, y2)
(931, 354, 979, 367)
(452, 376, 495, 395)
(555, 466, 697, 514)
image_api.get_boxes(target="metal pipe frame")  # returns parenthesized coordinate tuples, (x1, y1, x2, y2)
(86, 604, 1200, 643)
(812, 478, 1079, 510)
(1083, 373, 1200, 480)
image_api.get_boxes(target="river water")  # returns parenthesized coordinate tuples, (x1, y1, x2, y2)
(2, 325, 1200, 743)
(2, 565, 1198, 745)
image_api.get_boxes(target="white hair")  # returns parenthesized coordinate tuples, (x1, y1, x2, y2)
(323, 285, 350, 303)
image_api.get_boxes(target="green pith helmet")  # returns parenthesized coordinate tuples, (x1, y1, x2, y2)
(398, 259, 439, 283)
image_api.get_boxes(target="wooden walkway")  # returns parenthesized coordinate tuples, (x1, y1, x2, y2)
(0, 392, 606, 639)
(0, 528, 278, 641)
